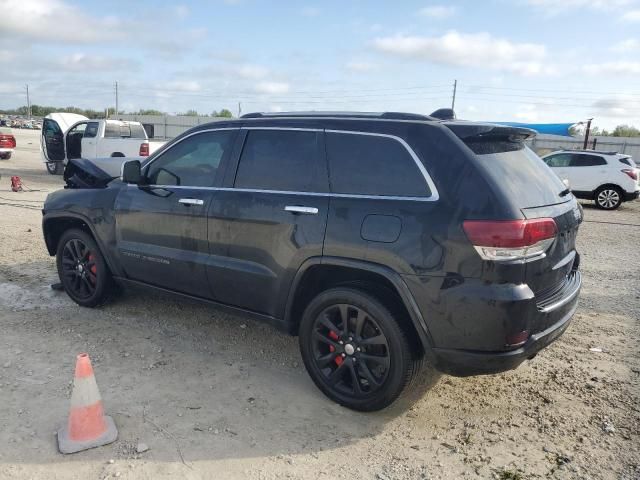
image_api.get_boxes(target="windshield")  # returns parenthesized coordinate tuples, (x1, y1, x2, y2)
(474, 145, 570, 208)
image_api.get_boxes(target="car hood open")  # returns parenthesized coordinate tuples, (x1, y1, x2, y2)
(64, 158, 118, 188)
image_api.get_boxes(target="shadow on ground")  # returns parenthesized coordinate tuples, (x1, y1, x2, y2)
(0, 260, 441, 466)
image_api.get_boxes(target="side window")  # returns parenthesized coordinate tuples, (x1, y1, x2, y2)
(68, 123, 87, 136)
(234, 130, 322, 192)
(146, 130, 236, 187)
(570, 154, 606, 167)
(544, 153, 571, 167)
(43, 119, 62, 139)
(84, 122, 99, 138)
(104, 123, 122, 138)
(620, 157, 636, 167)
(326, 132, 430, 197)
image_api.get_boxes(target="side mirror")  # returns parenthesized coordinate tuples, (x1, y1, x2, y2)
(121, 160, 142, 184)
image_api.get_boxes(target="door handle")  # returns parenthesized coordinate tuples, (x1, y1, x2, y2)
(284, 206, 319, 215)
(178, 198, 204, 206)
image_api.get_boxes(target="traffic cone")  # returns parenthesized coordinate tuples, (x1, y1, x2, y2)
(57, 353, 118, 454)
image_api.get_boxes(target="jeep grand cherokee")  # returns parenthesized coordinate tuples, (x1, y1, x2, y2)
(42, 111, 582, 411)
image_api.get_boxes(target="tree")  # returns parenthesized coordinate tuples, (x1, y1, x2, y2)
(136, 109, 165, 116)
(612, 124, 640, 137)
(183, 109, 199, 116)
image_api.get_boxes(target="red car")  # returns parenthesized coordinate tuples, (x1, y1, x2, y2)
(0, 127, 16, 160)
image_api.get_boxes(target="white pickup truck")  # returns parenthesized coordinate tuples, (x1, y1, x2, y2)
(41, 113, 153, 174)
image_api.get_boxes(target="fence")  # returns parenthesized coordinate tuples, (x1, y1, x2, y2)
(529, 135, 640, 159)
(109, 114, 229, 139)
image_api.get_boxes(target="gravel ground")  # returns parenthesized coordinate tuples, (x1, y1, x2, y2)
(0, 129, 638, 480)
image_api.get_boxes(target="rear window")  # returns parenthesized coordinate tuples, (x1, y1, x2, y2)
(473, 146, 569, 208)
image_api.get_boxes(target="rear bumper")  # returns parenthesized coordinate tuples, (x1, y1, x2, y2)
(432, 299, 577, 376)
(405, 269, 582, 377)
(623, 190, 639, 202)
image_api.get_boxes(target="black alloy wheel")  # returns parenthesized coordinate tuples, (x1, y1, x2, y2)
(56, 229, 113, 307)
(299, 287, 421, 411)
(311, 303, 391, 397)
(60, 238, 98, 299)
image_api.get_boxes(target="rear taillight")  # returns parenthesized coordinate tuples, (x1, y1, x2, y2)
(463, 218, 558, 261)
(0, 134, 16, 148)
(622, 169, 638, 181)
(139, 143, 149, 156)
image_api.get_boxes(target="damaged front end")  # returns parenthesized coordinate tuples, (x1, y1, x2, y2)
(63, 158, 118, 189)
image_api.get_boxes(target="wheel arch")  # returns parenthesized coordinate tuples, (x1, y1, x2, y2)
(42, 213, 118, 275)
(595, 183, 624, 193)
(284, 257, 434, 357)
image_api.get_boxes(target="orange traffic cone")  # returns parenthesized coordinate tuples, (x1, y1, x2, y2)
(57, 353, 118, 454)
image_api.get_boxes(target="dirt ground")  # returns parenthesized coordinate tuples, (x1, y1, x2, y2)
(0, 129, 638, 480)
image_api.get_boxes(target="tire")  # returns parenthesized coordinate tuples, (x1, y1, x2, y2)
(594, 186, 622, 210)
(299, 287, 423, 411)
(46, 161, 64, 175)
(56, 229, 114, 308)
(0, 152, 11, 160)
(111, 152, 125, 157)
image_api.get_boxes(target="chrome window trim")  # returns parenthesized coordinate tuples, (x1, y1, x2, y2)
(325, 129, 439, 201)
(125, 184, 437, 202)
(132, 126, 439, 202)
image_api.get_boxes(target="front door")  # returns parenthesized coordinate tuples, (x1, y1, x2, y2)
(543, 153, 572, 186)
(114, 129, 238, 298)
(208, 127, 329, 317)
(42, 118, 65, 161)
(81, 121, 99, 158)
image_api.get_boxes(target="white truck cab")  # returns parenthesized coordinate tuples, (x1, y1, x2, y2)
(41, 113, 150, 174)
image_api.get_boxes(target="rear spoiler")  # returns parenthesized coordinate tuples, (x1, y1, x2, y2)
(444, 122, 537, 154)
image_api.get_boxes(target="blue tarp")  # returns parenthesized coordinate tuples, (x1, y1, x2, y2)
(490, 122, 575, 137)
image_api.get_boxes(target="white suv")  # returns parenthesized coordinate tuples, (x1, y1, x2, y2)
(542, 150, 639, 210)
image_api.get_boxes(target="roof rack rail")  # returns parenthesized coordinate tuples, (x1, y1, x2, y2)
(561, 149, 618, 155)
(240, 111, 435, 121)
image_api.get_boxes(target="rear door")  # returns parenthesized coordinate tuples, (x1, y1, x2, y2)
(567, 153, 607, 191)
(207, 127, 329, 317)
(114, 129, 238, 298)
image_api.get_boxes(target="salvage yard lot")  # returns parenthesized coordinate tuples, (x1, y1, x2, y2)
(0, 129, 638, 479)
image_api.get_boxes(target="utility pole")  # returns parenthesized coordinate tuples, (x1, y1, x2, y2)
(583, 118, 593, 150)
(114, 81, 119, 117)
(451, 79, 457, 110)
(25, 84, 31, 119)
(238, 101, 242, 118)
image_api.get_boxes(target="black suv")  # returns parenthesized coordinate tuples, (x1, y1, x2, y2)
(42, 111, 582, 411)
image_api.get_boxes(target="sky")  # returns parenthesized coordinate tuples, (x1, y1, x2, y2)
(1, 0, 640, 130)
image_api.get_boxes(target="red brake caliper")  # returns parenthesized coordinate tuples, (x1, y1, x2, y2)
(328, 331, 343, 366)
(88, 254, 97, 283)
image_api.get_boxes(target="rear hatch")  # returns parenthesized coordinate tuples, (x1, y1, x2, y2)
(449, 122, 582, 296)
